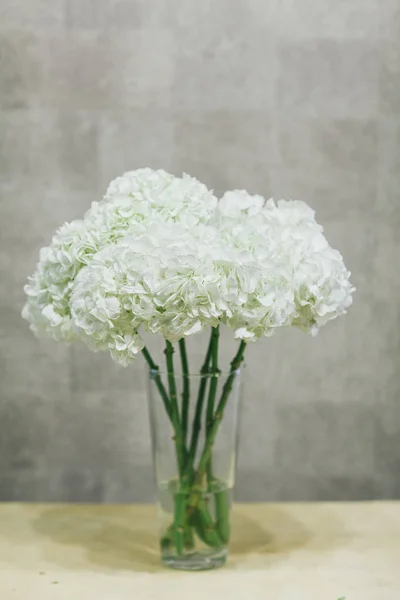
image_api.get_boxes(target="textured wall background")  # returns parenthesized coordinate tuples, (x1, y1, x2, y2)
(0, 1, 399, 502)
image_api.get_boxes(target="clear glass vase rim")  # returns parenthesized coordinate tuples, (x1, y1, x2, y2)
(149, 366, 244, 378)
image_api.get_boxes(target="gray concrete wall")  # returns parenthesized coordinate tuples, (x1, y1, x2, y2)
(0, 1, 399, 502)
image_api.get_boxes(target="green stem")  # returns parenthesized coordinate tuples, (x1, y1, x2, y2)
(195, 340, 246, 484)
(205, 326, 220, 482)
(187, 330, 214, 471)
(172, 492, 186, 555)
(215, 487, 231, 543)
(164, 340, 185, 477)
(192, 500, 222, 547)
(142, 346, 172, 420)
(178, 338, 190, 451)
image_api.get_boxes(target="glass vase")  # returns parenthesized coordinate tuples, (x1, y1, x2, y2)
(147, 363, 243, 571)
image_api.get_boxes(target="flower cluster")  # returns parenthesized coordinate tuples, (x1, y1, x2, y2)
(23, 169, 354, 365)
(22, 169, 217, 342)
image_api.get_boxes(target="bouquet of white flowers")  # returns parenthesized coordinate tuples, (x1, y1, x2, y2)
(23, 168, 354, 570)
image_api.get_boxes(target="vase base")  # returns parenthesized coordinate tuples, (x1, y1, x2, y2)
(162, 548, 227, 571)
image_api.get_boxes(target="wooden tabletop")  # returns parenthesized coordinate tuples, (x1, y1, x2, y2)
(0, 502, 398, 599)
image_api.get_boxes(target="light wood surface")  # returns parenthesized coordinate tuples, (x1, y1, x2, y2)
(0, 503, 398, 599)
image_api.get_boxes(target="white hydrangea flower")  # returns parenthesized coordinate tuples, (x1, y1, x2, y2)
(69, 223, 240, 364)
(218, 189, 265, 219)
(22, 219, 103, 341)
(218, 190, 354, 337)
(22, 169, 218, 342)
(103, 168, 218, 226)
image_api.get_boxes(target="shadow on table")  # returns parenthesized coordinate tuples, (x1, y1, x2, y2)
(32, 504, 315, 573)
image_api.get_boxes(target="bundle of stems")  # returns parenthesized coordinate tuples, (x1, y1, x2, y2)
(143, 326, 246, 555)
